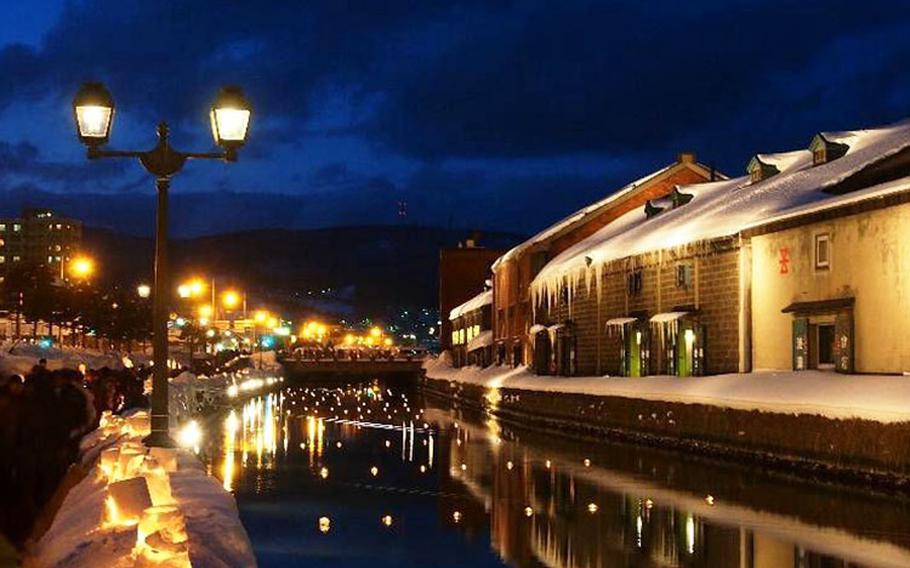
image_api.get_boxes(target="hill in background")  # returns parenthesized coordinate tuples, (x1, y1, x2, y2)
(83, 225, 522, 320)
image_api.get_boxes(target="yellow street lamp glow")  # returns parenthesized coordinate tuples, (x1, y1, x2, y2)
(267, 317, 279, 329)
(222, 290, 240, 309)
(254, 310, 268, 323)
(69, 256, 95, 279)
(383, 338, 393, 347)
(177, 284, 191, 299)
(190, 279, 206, 296)
(370, 327, 382, 338)
(198, 304, 213, 318)
(344, 333, 354, 345)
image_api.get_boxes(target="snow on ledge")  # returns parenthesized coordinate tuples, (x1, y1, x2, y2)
(424, 357, 910, 424)
(24, 411, 257, 568)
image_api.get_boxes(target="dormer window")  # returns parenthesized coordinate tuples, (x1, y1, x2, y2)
(813, 146, 826, 165)
(746, 155, 781, 183)
(809, 133, 849, 166)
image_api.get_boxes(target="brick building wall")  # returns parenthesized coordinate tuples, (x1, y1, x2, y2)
(494, 155, 720, 366)
(537, 239, 744, 376)
(439, 246, 504, 351)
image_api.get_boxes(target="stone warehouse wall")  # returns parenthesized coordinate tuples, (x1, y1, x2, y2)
(423, 377, 910, 482)
(539, 239, 744, 376)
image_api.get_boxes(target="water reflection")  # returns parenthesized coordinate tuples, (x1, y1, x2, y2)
(205, 383, 910, 568)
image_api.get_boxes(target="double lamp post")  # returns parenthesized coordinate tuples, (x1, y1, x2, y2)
(72, 82, 252, 447)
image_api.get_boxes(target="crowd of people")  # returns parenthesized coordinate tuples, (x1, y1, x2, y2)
(0, 359, 151, 546)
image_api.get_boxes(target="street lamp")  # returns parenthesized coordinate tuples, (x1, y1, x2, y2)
(68, 255, 95, 280)
(73, 81, 252, 448)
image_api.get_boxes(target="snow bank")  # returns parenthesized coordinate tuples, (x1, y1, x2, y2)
(24, 410, 256, 568)
(0, 341, 134, 377)
(424, 357, 910, 424)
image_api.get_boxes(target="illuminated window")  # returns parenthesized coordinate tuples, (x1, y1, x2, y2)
(12, 224, 20, 232)
(0, 224, 5, 231)
(12, 255, 20, 262)
(815, 234, 830, 269)
(0, 256, 5, 263)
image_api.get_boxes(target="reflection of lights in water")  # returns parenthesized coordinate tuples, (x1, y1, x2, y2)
(320, 467, 329, 479)
(583, 458, 591, 467)
(636, 514, 643, 548)
(685, 514, 696, 554)
(506, 461, 514, 470)
(545, 460, 552, 469)
(419, 465, 426, 473)
(381, 515, 393, 527)
(587, 503, 598, 513)
(385, 440, 391, 448)
(460, 463, 467, 471)
(524, 507, 534, 517)
(452, 511, 462, 523)
(428, 434, 434, 468)
(335, 441, 342, 449)
(319, 516, 331, 534)
(370, 466, 379, 477)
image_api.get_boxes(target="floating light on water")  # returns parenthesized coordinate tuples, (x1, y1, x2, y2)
(705, 495, 715, 506)
(644, 499, 654, 510)
(545, 460, 551, 469)
(320, 467, 329, 479)
(419, 465, 426, 473)
(384, 440, 391, 448)
(460, 463, 467, 471)
(524, 507, 533, 517)
(506, 461, 514, 470)
(452, 511, 462, 523)
(583, 458, 591, 467)
(318, 516, 331, 534)
(370, 466, 379, 477)
(587, 503, 598, 513)
(336, 441, 343, 449)
(381, 515, 393, 527)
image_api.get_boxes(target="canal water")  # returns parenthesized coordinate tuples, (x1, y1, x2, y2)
(200, 381, 910, 567)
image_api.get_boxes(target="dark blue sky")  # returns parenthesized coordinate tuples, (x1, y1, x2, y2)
(1, 1, 910, 237)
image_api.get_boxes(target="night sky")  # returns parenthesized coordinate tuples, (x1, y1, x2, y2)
(1, 1, 909, 237)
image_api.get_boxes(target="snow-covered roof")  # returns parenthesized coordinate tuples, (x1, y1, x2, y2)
(528, 324, 548, 335)
(531, 119, 910, 304)
(467, 330, 493, 352)
(751, 149, 813, 172)
(605, 317, 637, 327)
(449, 289, 493, 321)
(492, 159, 720, 270)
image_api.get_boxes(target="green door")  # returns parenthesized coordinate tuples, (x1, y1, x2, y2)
(626, 325, 643, 377)
(792, 317, 809, 371)
(676, 321, 696, 377)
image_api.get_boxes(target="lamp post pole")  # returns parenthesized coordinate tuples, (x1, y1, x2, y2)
(72, 84, 252, 448)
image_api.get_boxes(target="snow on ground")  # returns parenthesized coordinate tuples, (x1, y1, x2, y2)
(24, 410, 257, 568)
(0, 341, 137, 377)
(424, 356, 910, 424)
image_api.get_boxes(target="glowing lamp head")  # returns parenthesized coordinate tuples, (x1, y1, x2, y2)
(254, 310, 268, 323)
(137, 284, 151, 298)
(222, 290, 240, 309)
(73, 82, 114, 146)
(210, 86, 251, 150)
(177, 284, 191, 299)
(69, 256, 94, 279)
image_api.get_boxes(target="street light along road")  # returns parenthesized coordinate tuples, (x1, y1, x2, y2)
(73, 82, 252, 448)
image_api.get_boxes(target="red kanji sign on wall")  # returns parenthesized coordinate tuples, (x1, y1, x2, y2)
(779, 247, 790, 274)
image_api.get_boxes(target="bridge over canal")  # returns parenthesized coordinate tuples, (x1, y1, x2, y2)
(279, 356, 426, 384)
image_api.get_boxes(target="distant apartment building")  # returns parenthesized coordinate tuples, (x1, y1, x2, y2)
(0, 208, 83, 280)
(439, 236, 505, 352)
